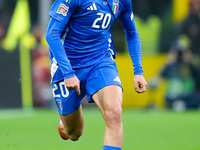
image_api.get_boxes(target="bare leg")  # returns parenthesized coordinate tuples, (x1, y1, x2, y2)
(59, 106, 84, 141)
(92, 85, 123, 148)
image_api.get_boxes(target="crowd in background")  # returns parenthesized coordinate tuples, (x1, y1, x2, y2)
(0, 0, 200, 110)
(148, 0, 200, 111)
(160, 0, 200, 110)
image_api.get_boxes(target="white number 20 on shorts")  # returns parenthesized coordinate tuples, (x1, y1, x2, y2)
(52, 82, 69, 98)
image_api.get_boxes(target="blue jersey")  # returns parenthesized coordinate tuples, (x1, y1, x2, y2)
(46, 0, 143, 82)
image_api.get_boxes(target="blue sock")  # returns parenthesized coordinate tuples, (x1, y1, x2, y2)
(103, 145, 122, 150)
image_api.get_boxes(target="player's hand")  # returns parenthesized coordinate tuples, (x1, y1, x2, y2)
(64, 76, 81, 95)
(133, 75, 147, 93)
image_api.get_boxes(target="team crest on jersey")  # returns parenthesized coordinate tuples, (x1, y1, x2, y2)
(57, 3, 69, 16)
(112, 0, 119, 14)
(56, 99, 63, 110)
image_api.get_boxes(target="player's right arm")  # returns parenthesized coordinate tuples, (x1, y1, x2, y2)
(46, 0, 80, 94)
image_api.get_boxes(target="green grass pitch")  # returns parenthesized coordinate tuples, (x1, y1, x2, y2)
(0, 108, 200, 150)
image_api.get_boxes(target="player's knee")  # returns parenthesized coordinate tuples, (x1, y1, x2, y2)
(104, 106, 122, 127)
(67, 129, 83, 141)
(68, 132, 82, 141)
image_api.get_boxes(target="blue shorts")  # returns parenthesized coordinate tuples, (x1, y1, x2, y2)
(51, 56, 122, 115)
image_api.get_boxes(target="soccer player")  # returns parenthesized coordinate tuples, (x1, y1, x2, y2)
(46, 0, 147, 149)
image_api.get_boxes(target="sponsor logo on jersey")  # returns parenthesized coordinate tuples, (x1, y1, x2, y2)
(87, 3, 97, 11)
(112, 0, 119, 14)
(113, 76, 121, 83)
(57, 3, 69, 16)
(56, 99, 63, 110)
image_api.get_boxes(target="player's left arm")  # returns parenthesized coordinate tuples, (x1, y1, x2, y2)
(119, 0, 147, 93)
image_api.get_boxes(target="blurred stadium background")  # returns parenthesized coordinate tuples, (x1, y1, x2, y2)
(0, 0, 200, 149)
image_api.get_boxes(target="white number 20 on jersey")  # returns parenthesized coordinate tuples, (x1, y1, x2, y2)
(92, 13, 111, 29)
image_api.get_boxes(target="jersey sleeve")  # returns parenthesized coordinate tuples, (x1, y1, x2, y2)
(46, 18, 75, 79)
(46, 0, 79, 79)
(119, 0, 143, 75)
(49, 0, 77, 24)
